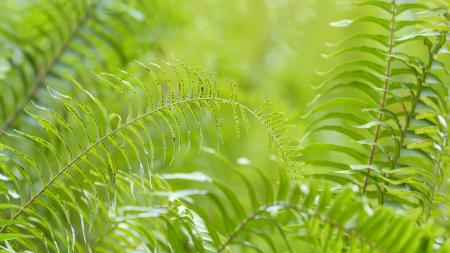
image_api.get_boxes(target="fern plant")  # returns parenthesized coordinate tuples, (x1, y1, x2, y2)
(0, 61, 300, 251)
(0, 0, 449, 252)
(0, 0, 161, 137)
(302, 0, 448, 213)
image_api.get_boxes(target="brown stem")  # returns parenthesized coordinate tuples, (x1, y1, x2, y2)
(362, 0, 397, 195)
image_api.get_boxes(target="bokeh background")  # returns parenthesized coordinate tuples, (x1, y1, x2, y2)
(142, 0, 355, 117)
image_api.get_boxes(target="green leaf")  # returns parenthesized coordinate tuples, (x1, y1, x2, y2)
(0, 233, 34, 241)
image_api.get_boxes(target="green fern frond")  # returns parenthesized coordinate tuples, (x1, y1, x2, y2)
(1, 1, 448, 252)
(0, 63, 299, 251)
(0, 0, 157, 138)
(302, 0, 449, 217)
(157, 149, 447, 253)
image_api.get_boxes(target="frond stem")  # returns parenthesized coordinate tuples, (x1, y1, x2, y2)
(390, 37, 446, 216)
(217, 202, 382, 252)
(91, 222, 119, 250)
(362, 0, 397, 195)
(0, 97, 282, 233)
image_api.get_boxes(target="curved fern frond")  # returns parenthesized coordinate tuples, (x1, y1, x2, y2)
(0, 63, 299, 251)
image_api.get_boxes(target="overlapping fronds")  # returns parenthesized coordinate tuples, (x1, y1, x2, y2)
(87, 172, 212, 252)
(0, 63, 299, 251)
(0, 0, 156, 138)
(1, 1, 449, 252)
(26, 145, 444, 253)
(155, 149, 448, 253)
(301, 0, 449, 218)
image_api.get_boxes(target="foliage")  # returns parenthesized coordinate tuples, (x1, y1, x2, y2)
(302, 0, 449, 223)
(0, 0, 449, 252)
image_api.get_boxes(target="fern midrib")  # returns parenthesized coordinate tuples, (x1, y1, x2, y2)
(0, 97, 284, 233)
(91, 207, 168, 250)
(0, 0, 101, 138)
(362, 0, 397, 195)
(92, 221, 119, 249)
(217, 202, 383, 253)
(399, 42, 444, 144)
(389, 38, 446, 215)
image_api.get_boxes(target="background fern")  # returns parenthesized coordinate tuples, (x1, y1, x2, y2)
(0, 0, 169, 137)
(301, 0, 448, 220)
(0, 0, 449, 252)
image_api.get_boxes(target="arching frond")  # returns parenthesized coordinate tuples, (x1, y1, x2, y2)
(0, 63, 299, 251)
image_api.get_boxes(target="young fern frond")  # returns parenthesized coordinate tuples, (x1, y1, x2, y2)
(0, 63, 299, 251)
(302, 0, 449, 216)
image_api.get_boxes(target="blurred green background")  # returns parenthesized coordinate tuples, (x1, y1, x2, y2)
(147, 0, 355, 117)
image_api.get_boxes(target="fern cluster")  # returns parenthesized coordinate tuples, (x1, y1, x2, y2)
(0, 0, 449, 252)
(303, 0, 448, 214)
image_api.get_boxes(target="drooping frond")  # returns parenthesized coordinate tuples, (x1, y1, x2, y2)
(0, 62, 299, 251)
(302, 0, 449, 217)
